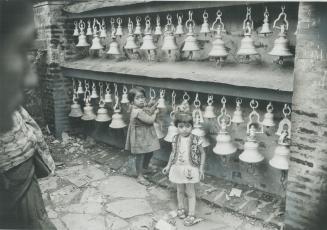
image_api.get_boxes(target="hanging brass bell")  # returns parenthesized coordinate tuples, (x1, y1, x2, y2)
(231, 99, 244, 124)
(154, 121, 165, 139)
(208, 25, 228, 60)
(110, 109, 126, 128)
(192, 108, 210, 147)
(237, 34, 258, 56)
(262, 102, 275, 127)
(182, 24, 200, 55)
(90, 83, 99, 99)
(104, 91, 113, 103)
(134, 16, 142, 35)
(73, 21, 79, 36)
(164, 112, 178, 142)
(125, 35, 139, 50)
(200, 10, 210, 38)
(259, 8, 272, 36)
(90, 35, 104, 50)
(81, 98, 96, 121)
(154, 15, 162, 36)
(107, 36, 120, 55)
(100, 19, 107, 38)
(121, 86, 129, 104)
(157, 90, 166, 109)
(69, 96, 83, 118)
(175, 14, 184, 36)
(239, 125, 264, 163)
(77, 81, 84, 94)
(213, 130, 236, 155)
(268, 25, 292, 64)
(269, 131, 290, 170)
(203, 96, 216, 119)
(161, 34, 178, 53)
(86, 20, 93, 36)
(140, 34, 157, 50)
(95, 101, 111, 122)
(115, 18, 123, 37)
(76, 20, 89, 47)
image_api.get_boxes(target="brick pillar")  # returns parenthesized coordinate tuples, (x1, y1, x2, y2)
(285, 3, 327, 230)
(33, 1, 71, 137)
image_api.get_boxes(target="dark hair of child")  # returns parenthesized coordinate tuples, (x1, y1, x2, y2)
(174, 112, 193, 127)
(128, 86, 146, 103)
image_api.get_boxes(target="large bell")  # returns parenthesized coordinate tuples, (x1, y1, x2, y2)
(154, 15, 162, 36)
(239, 125, 264, 163)
(107, 37, 120, 55)
(270, 130, 290, 170)
(90, 35, 104, 50)
(86, 20, 93, 36)
(182, 24, 200, 53)
(231, 99, 244, 124)
(81, 99, 96, 121)
(208, 25, 228, 59)
(95, 101, 111, 122)
(175, 14, 184, 36)
(109, 109, 126, 128)
(125, 35, 139, 50)
(237, 35, 258, 56)
(161, 34, 178, 53)
(200, 11, 210, 37)
(69, 97, 83, 118)
(140, 34, 156, 50)
(76, 33, 89, 47)
(268, 26, 292, 64)
(262, 102, 275, 127)
(154, 121, 165, 139)
(259, 8, 272, 36)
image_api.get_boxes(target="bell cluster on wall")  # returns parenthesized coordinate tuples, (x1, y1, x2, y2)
(73, 6, 293, 65)
(69, 78, 292, 175)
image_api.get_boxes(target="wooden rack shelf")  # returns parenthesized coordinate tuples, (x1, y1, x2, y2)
(61, 58, 293, 103)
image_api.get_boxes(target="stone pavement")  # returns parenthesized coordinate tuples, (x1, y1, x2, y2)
(42, 133, 282, 230)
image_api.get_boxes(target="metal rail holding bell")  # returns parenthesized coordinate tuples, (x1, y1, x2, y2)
(76, 20, 89, 47)
(182, 11, 200, 60)
(208, 9, 228, 66)
(161, 14, 178, 58)
(90, 19, 104, 50)
(268, 6, 293, 65)
(69, 79, 83, 118)
(231, 98, 244, 124)
(192, 93, 210, 147)
(237, 7, 259, 63)
(200, 10, 210, 40)
(164, 91, 178, 142)
(140, 16, 157, 61)
(175, 13, 184, 36)
(213, 97, 237, 163)
(270, 104, 291, 190)
(239, 99, 264, 174)
(259, 7, 272, 36)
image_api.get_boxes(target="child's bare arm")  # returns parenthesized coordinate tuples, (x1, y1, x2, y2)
(199, 145, 206, 180)
(137, 109, 159, 124)
(162, 151, 174, 175)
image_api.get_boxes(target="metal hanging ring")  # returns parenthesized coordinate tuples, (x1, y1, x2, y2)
(183, 92, 190, 101)
(236, 98, 242, 104)
(207, 95, 214, 105)
(250, 99, 259, 109)
(203, 10, 208, 19)
(266, 102, 273, 112)
(283, 104, 291, 117)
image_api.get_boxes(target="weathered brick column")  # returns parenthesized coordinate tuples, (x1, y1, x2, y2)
(285, 3, 327, 230)
(33, 1, 71, 137)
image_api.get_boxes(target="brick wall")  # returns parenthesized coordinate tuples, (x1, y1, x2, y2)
(285, 3, 327, 230)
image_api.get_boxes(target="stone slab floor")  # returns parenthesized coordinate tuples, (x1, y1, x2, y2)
(41, 132, 280, 230)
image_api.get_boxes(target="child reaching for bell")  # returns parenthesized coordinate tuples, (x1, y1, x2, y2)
(162, 112, 206, 226)
(125, 86, 160, 186)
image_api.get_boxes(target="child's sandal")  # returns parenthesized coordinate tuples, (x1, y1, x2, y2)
(183, 215, 197, 226)
(177, 209, 186, 219)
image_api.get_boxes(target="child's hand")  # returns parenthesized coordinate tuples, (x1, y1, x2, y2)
(162, 166, 170, 175)
(154, 109, 160, 115)
(199, 169, 205, 180)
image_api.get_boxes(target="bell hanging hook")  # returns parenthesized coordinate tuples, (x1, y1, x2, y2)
(211, 9, 225, 33)
(193, 93, 201, 108)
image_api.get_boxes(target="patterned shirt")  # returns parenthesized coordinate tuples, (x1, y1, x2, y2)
(0, 107, 55, 173)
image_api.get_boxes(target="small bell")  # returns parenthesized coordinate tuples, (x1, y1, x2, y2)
(96, 100, 111, 122)
(81, 97, 96, 121)
(203, 95, 216, 119)
(259, 7, 272, 36)
(175, 13, 184, 36)
(231, 98, 244, 124)
(157, 89, 166, 109)
(90, 82, 99, 99)
(239, 125, 264, 163)
(164, 112, 179, 142)
(276, 104, 291, 136)
(200, 10, 210, 38)
(69, 95, 83, 118)
(104, 83, 113, 104)
(76, 20, 89, 47)
(86, 20, 93, 36)
(270, 129, 290, 170)
(237, 8, 258, 60)
(154, 15, 162, 36)
(121, 86, 129, 104)
(115, 17, 123, 37)
(262, 102, 275, 127)
(134, 16, 142, 35)
(269, 6, 292, 65)
(73, 21, 79, 36)
(182, 11, 200, 59)
(209, 20, 228, 64)
(107, 28, 120, 55)
(124, 19, 139, 50)
(90, 21, 104, 50)
(110, 98, 127, 129)
(100, 19, 107, 38)
(77, 80, 84, 94)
